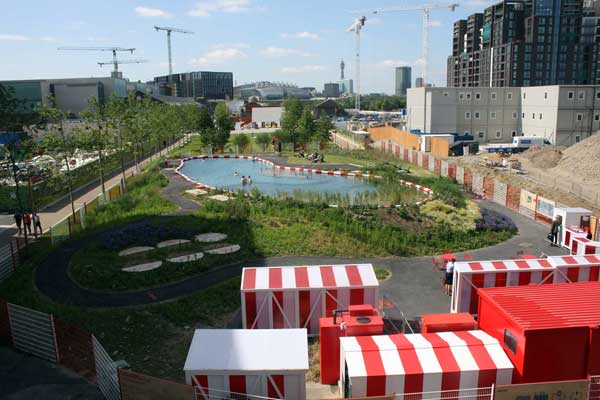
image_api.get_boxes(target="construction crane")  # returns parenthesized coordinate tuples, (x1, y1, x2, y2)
(98, 59, 149, 69)
(347, 16, 366, 111)
(58, 47, 136, 78)
(353, 3, 459, 86)
(154, 26, 194, 75)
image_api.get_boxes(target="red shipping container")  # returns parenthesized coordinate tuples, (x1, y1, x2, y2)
(319, 305, 383, 384)
(477, 282, 600, 383)
(421, 312, 477, 333)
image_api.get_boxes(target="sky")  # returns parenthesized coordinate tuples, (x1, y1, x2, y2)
(0, 0, 497, 94)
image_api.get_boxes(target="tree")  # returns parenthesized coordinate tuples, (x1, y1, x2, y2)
(80, 98, 110, 198)
(298, 108, 316, 144)
(280, 97, 304, 143)
(213, 102, 233, 149)
(105, 95, 130, 189)
(255, 132, 271, 152)
(315, 117, 333, 141)
(197, 106, 213, 131)
(231, 134, 250, 152)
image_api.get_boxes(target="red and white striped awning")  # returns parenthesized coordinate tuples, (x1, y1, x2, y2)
(241, 264, 378, 292)
(454, 258, 552, 273)
(340, 330, 513, 398)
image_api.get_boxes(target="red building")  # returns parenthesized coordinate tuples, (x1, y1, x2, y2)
(477, 282, 600, 383)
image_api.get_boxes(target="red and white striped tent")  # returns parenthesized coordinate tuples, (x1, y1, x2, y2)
(451, 259, 554, 314)
(547, 254, 600, 283)
(241, 264, 379, 335)
(339, 330, 513, 398)
(184, 329, 308, 400)
(571, 237, 600, 256)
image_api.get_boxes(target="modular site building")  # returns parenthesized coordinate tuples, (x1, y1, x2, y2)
(184, 329, 308, 400)
(451, 255, 600, 314)
(339, 330, 513, 398)
(477, 282, 600, 383)
(241, 264, 379, 335)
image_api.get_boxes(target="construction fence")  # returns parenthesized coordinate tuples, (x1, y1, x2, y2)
(0, 236, 29, 285)
(369, 138, 600, 238)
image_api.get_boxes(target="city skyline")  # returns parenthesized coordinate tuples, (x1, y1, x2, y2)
(0, 0, 497, 94)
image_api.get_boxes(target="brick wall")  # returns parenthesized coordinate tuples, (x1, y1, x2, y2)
(448, 164, 456, 179)
(403, 148, 409, 162)
(506, 185, 521, 211)
(464, 169, 473, 189)
(483, 176, 495, 198)
(434, 158, 442, 175)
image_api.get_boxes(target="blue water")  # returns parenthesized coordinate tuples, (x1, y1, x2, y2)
(179, 158, 377, 197)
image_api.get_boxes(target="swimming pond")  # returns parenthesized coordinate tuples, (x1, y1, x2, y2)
(177, 157, 378, 198)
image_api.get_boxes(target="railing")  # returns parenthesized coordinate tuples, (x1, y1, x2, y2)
(194, 386, 281, 400)
(6, 303, 58, 363)
(396, 387, 494, 400)
(0, 237, 28, 285)
(93, 335, 121, 400)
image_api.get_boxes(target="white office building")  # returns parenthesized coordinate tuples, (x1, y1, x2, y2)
(407, 86, 600, 146)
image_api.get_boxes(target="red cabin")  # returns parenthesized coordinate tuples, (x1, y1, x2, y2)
(477, 282, 600, 383)
(421, 312, 477, 333)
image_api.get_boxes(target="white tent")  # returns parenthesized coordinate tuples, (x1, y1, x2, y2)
(184, 329, 308, 400)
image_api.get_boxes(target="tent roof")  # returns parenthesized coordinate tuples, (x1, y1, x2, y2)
(547, 254, 600, 267)
(241, 264, 379, 291)
(341, 330, 513, 378)
(184, 329, 308, 372)
(454, 258, 552, 273)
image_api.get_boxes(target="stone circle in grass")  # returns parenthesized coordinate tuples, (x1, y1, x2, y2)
(118, 246, 155, 257)
(167, 252, 204, 263)
(206, 244, 241, 255)
(156, 239, 191, 248)
(195, 233, 227, 243)
(122, 261, 162, 272)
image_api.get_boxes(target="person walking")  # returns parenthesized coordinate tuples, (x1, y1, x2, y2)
(13, 211, 22, 235)
(22, 212, 32, 236)
(550, 215, 562, 246)
(33, 211, 42, 237)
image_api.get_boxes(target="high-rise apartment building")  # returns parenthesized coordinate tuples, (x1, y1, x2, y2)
(395, 66, 412, 96)
(447, 0, 600, 87)
(154, 71, 233, 99)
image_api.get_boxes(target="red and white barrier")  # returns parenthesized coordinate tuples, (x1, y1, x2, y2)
(571, 237, 600, 256)
(547, 254, 600, 283)
(339, 330, 513, 398)
(241, 264, 379, 335)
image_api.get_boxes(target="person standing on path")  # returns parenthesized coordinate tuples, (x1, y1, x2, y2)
(444, 258, 456, 296)
(23, 212, 32, 235)
(13, 211, 22, 235)
(33, 211, 42, 237)
(550, 215, 562, 246)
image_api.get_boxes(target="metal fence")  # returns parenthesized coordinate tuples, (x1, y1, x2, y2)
(396, 386, 494, 400)
(7, 303, 58, 363)
(194, 386, 281, 400)
(93, 334, 121, 400)
(0, 242, 16, 284)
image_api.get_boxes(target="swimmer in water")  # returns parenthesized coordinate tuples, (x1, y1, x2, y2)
(234, 171, 239, 176)
(248, 176, 252, 184)
(241, 176, 247, 185)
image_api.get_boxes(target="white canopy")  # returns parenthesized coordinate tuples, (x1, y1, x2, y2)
(183, 329, 309, 373)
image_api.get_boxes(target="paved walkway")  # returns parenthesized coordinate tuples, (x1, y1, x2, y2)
(0, 346, 103, 400)
(34, 192, 566, 318)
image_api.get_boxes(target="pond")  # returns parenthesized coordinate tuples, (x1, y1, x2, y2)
(178, 157, 378, 198)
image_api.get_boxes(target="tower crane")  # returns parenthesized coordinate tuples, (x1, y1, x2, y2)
(347, 16, 366, 111)
(353, 3, 459, 86)
(57, 47, 136, 78)
(154, 26, 194, 75)
(98, 59, 149, 69)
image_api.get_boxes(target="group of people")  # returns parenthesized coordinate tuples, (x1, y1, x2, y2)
(13, 211, 42, 237)
(233, 171, 252, 185)
(294, 150, 325, 163)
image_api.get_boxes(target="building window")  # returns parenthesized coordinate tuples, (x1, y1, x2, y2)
(522, 112, 525, 118)
(459, 92, 464, 100)
(568, 91, 574, 99)
(540, 113, 542, 120)
(466, 92, 472, 100)
(496, 131, 502, 138)
(512, 112, 518, 119)
(490, 111, 496, 119)
(544, 92, 548, 99)
(575, 135, 581, 143)
(491, 92, 497, 100)
(504, 330, 517, 354)
(475, 92, 481, 100)
(578, 91, 585, 100)
(478, 132, 484, 138)
(465, 112, 471, 119)
(443, 92, 449, 97)
(577, 113, 583, 121)
(511, 131, 517, 137)
(596, 92, 600, 99)
(474, 112, 480, 119)
(595, 114, 600, 121)
(507, 92, 513, 100)
(532, 113, 535, 119)
(522, 92, 526, 99)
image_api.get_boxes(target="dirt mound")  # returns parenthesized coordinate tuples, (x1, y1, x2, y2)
(550, 133, 600, 185)
(520, 146, 564, 169)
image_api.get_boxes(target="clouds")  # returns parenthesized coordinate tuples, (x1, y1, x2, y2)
(188, 0, 253, 17)
(260, 47, 312, 58)
(0, 34, 29, 41)
(280, 31, 320, 40)
(134, 6, 171, 18)
(189, 47, 247, 67)
(376, 60, 411, 68)
(281, 65, 326, 73)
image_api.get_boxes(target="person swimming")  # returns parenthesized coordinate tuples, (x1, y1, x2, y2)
(247, 176, 252, 184)
(241, 175, 247, 185)
(234, 171, 239, 176)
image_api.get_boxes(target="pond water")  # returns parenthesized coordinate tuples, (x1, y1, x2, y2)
(178, 158, 378, 198)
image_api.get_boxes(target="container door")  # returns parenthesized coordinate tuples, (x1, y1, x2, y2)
(589, 327, 600, 376)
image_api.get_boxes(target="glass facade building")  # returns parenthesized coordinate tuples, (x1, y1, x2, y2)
(154, 71, 233, 99)
(395, 66, 412, 96)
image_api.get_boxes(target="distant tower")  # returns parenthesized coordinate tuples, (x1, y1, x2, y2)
(340, 59, 345, 80)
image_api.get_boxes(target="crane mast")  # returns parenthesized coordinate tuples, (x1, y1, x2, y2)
(347, 16, 366, 111)
(154, 26, 194, 75)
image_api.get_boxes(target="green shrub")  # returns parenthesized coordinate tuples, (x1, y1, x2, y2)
(420, 199, 480, 233)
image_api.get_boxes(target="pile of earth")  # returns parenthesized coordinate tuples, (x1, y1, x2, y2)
(520, 146, 565, 169)
(548, 133, 600, 186)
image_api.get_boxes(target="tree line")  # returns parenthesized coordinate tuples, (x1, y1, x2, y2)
(336, 94, 406, 111)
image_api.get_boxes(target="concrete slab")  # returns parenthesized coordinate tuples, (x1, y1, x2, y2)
(167, 252, 204, 263)
(122, 261, 162, 272)
(118, 246, 154, 257)
(156, 239, 190, 248)
(206, 244, 240, 255)
(207, 194, 230, 202)
(185, 189, 208, 196)
(306, 382, 340, 399)
(195, 233, 227, 243)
